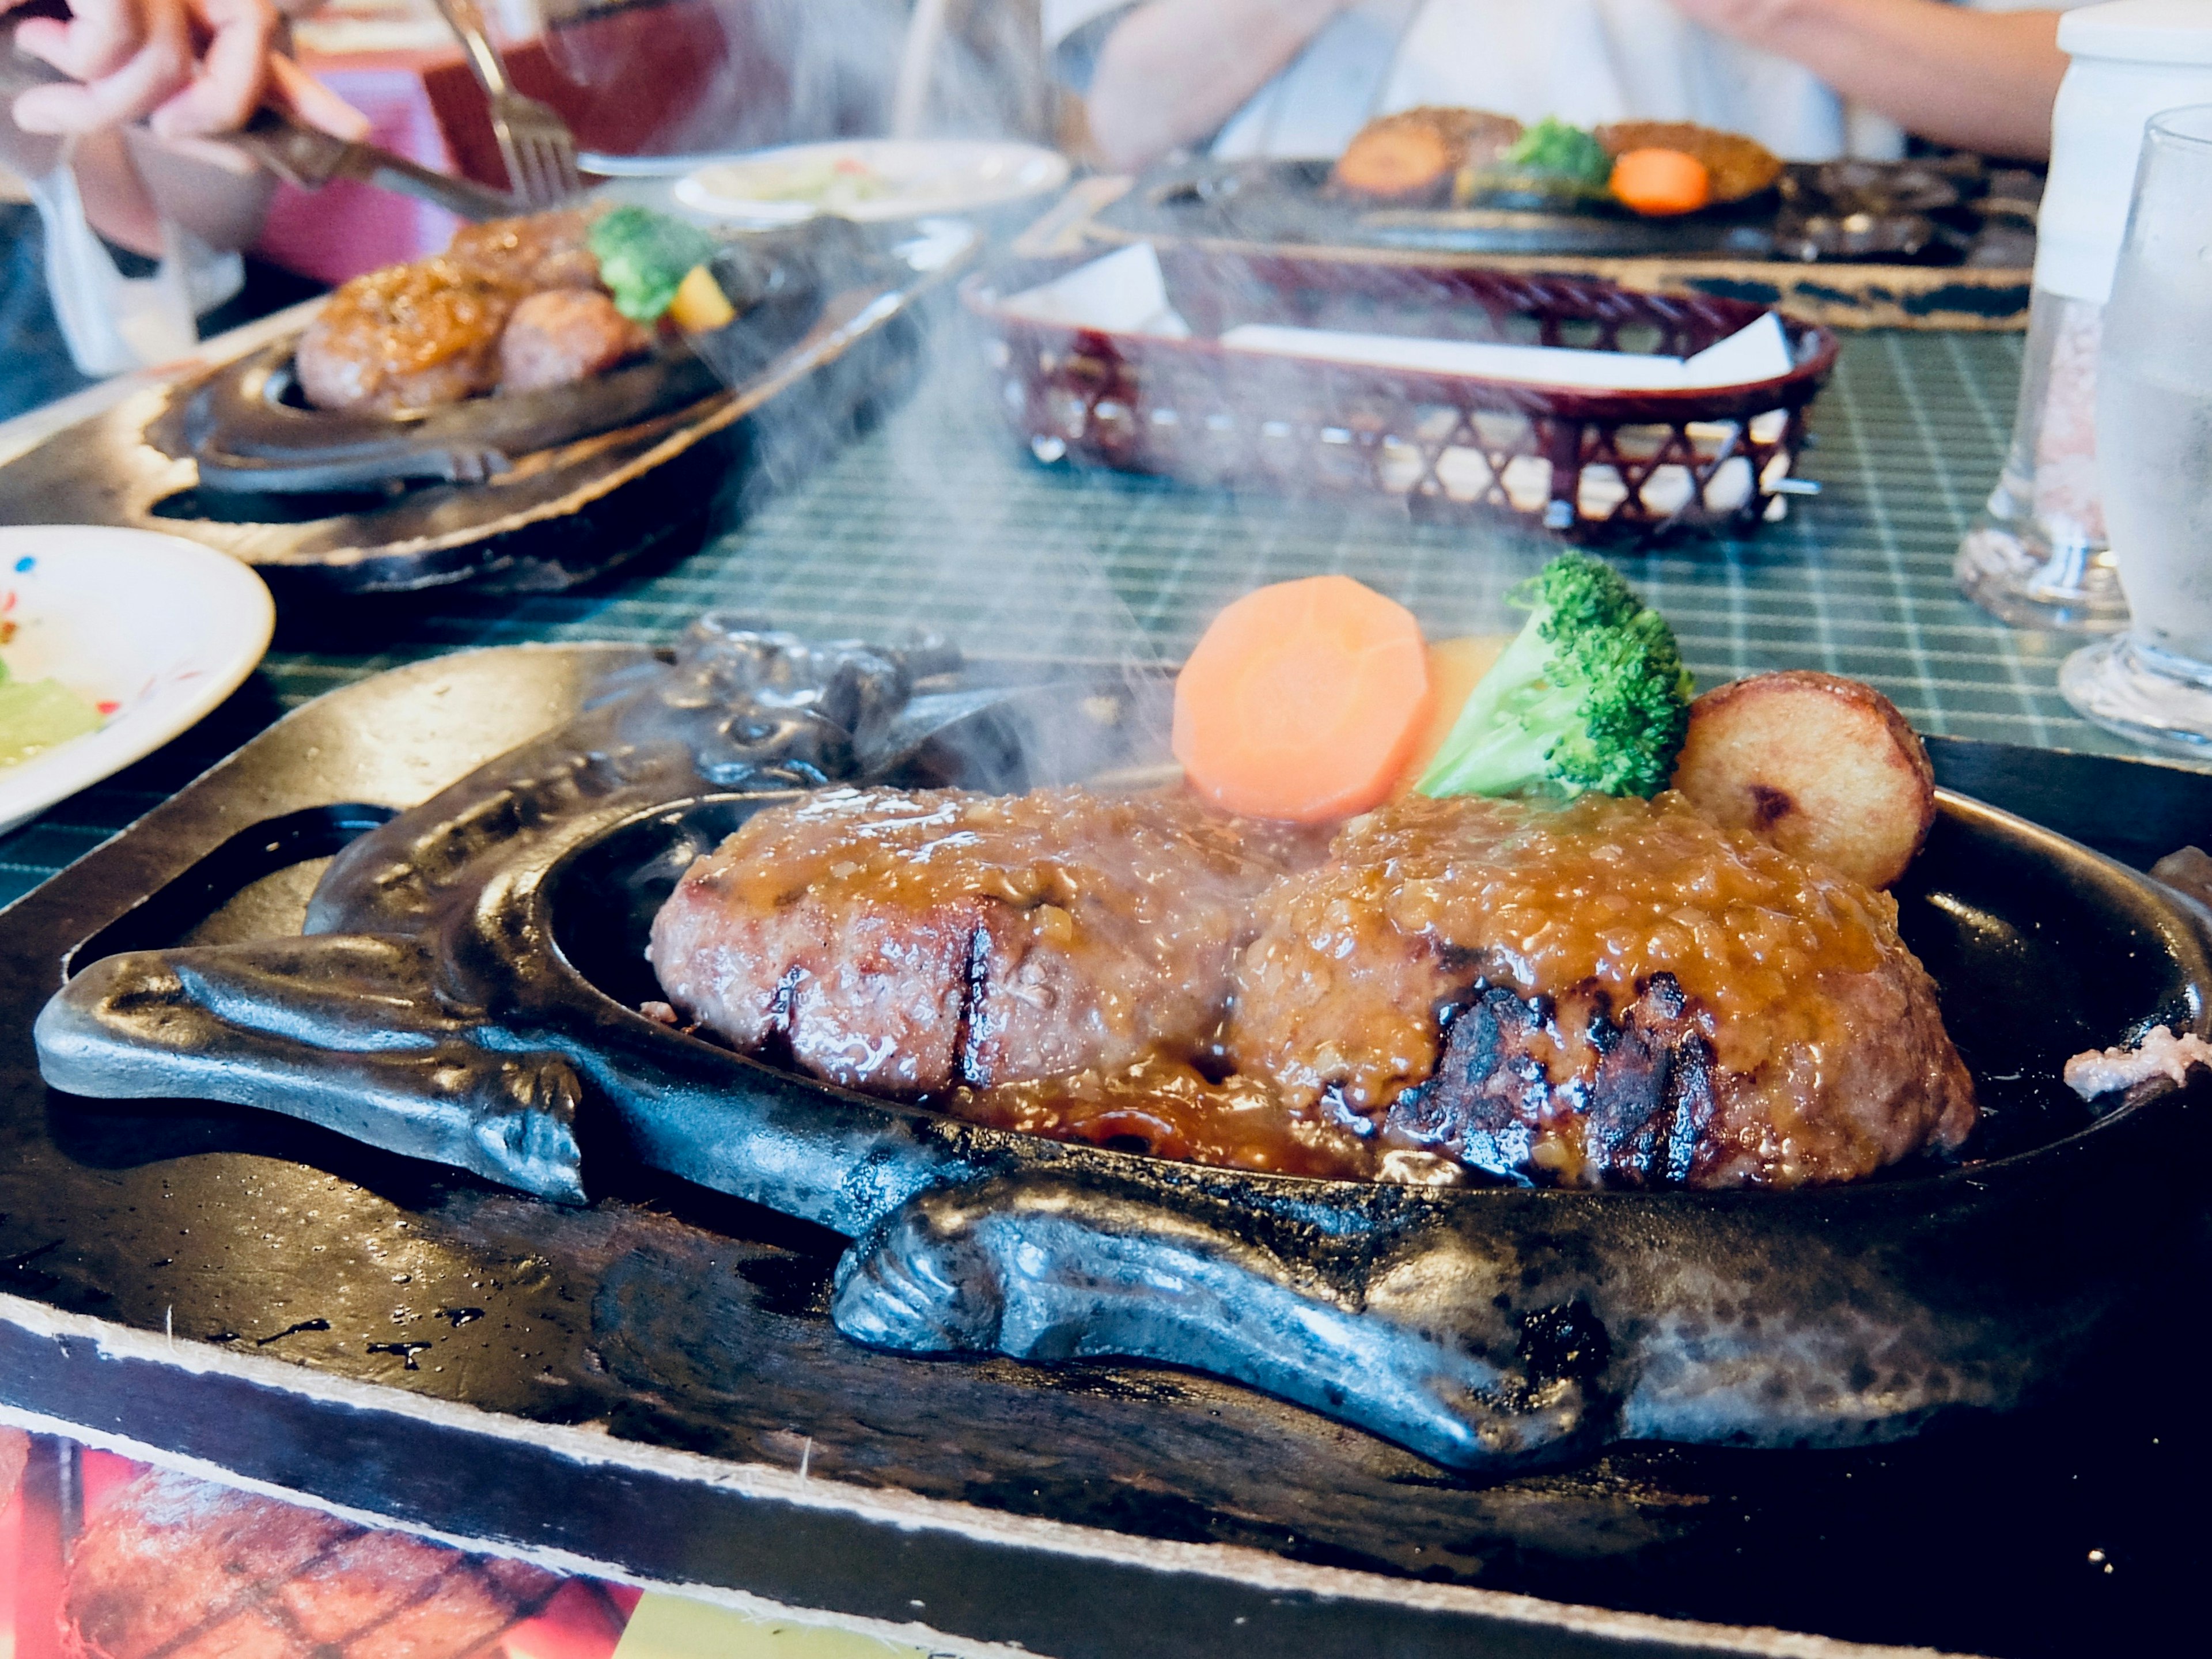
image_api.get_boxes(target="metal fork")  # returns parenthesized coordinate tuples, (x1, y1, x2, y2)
(431, 0, 583, 209)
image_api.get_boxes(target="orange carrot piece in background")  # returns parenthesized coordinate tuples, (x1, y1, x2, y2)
(1611, 148, 1712, 216)
(1172, 575, 1431, 823)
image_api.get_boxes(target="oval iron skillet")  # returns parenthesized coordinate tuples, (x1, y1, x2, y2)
(530, 788, 2212, 1472)
(154, 339, 724, 495)
(36, 651, 2212, 1476)
(143, 224, 843, 497)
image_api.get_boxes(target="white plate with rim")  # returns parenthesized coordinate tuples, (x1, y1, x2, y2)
(0, 525, 275, 838)
(672, 138, 1071, 225)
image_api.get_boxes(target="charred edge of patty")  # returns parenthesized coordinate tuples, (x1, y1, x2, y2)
(955, 919, 995, 1089)
(1387, 973, 1718, 1188)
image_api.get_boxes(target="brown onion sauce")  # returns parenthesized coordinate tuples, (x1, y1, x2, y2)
(1349, 791, 1895, 1066)
(942, 791, 1911, 1181)
(710, 785, 1325, 914)
(1230, 790, 1902, 1114)
(949, 1052, 1378, 1181)
(697, 787, 1917, 1184)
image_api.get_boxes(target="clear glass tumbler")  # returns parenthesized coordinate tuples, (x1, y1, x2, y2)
(1956, 286, 2127, 632)
(2061, 105, 2212, 753)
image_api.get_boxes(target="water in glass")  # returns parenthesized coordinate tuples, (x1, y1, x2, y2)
(2062, 105, 2212, 753)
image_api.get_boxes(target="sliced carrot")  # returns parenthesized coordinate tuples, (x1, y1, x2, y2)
(1611, 147, 1711, 216)
(1173, 575, 1431, 823)
(1394, 634, 1512, 796)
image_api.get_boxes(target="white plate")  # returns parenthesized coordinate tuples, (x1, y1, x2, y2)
(0, 526, 274, 838)
(672, 139, 1070, 225)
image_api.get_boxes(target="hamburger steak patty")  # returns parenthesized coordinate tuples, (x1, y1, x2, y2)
(296, 210, 635, 412)
(1230, 791, 1975, 1187)
(649, 786, 1975, 1189)
(647, 787, 1310, 1096)
(498, 289, 652, 392)
(447, 207, 598, 289)
(294, 257, 527, 413)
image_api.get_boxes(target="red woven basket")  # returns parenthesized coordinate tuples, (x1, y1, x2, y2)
(963, 246, 1840, 539)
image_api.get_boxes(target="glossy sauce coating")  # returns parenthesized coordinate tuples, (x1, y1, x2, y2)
(955, 1055, 1373, 1180)
(652, 786, 1973, 1188)
(703, 785, 1309, 912)
(1232, 790, 1974, 1187)
(447, 209, 599, 290)
(295, 257, 529, 412)
(648, 786, 1320, 1101)
(1234, 790, 1895, 1107)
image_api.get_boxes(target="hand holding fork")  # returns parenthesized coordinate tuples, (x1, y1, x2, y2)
(5, 0, 368, 153)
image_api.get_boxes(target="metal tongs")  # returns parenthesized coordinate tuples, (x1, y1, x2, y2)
(1, 46, 518, 224)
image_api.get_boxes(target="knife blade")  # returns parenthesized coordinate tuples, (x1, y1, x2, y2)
(228, 105, 518, 222)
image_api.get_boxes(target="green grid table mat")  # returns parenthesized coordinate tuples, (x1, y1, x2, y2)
(0, 325, 2154, 910)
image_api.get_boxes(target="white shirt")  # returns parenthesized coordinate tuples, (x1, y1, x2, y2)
(1045, 0, 2089, 164)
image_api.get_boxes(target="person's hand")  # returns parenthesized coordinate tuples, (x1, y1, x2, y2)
(5, 0, 278, 141)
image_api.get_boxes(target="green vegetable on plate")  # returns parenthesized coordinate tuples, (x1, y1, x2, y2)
(1496, 116, 1613, 191)
(1418, 552, 1694, 801)
(589, 206, 719, 325)
(0, 657, 101, 770)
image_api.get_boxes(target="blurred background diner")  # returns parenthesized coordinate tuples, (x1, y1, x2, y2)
(0, 0, 1058, 412)
(1062, 0, 2084, 171)
(0, 0, 2085, 398)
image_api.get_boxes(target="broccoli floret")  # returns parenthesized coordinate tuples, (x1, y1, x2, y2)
(1498, 118, 1612, 190)
(589, 206, 718, 324)
(1418, 552, 1694, 801)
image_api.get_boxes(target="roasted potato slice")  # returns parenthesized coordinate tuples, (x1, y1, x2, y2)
(1671, 671, 1935, 888)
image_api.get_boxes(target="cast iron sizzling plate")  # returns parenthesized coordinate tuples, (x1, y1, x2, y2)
(34, 621, 2212, 1479)
(154, 338, 724, 496)
(2, 641, 2210, 1658)
(0, 221, 972, 595)
(1108, 154, 2032, 264)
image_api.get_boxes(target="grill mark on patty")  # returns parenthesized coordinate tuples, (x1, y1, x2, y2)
(1661, 1035, 1715, 1184)
(1577, 976, 1719, 1185)
(1387, 972, 1725, 1187)
(956, 917, 995, 1088)
(767, 964, 804, 1037)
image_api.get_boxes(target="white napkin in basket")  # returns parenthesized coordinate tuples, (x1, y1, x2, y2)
(998, 244, 1192, 338)
(1217, 314, 1795, 392)
(997, 245, 1796, 392)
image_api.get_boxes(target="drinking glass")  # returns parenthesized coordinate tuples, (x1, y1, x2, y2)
(2061, 105, 2212, 753)
(1955, 287, 2125, 632)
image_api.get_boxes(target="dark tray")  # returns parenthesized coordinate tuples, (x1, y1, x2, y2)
(1063, 162, 2037, 332)
(0, 643, 2205, 1659)
(1105, 156, 2038, 267)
